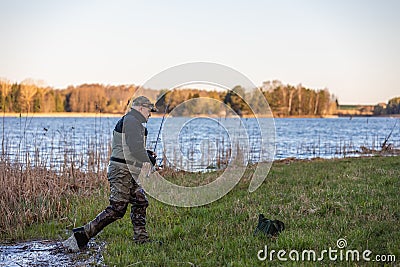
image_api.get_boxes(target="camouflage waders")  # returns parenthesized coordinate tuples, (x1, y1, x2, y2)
(74, 162, 149, 247)
(70, 100, 158, 250)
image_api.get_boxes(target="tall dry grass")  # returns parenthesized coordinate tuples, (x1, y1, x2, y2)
(0, 158, 107, 238)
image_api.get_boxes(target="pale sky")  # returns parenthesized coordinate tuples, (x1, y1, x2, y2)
(0, 0, 399, 105)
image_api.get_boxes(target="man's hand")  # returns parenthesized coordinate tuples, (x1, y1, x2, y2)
(146, 150, 157, 166)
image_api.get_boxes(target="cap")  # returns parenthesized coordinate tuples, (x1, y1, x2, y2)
(131, 96, 158, 112)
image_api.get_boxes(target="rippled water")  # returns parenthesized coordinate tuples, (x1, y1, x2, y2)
(0, 116, 399, 171)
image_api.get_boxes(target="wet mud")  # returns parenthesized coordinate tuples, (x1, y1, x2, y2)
(0, 240, 106, 267)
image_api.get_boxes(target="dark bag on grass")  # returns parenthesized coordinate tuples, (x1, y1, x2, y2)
(254, 214, 285, 237)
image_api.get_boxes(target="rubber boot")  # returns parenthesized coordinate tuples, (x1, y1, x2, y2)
(133, 226, 149, 243)
(74, 201, 128, 249)
(130, 188, 149, 243)
(131, 205, 149, 243)
(72, 227, 89, 249)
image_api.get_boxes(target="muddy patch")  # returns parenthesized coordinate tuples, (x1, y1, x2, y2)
(0, 240, 106, 266)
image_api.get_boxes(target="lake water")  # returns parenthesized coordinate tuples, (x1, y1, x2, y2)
(0, 116, 399, 172)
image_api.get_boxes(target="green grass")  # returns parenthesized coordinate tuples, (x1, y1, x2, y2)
(8, 156, 400, 266)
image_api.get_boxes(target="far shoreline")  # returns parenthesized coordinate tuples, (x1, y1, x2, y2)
(1, 112, 399, 118)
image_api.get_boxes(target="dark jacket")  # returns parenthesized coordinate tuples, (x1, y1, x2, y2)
(111, 108, 150, 164)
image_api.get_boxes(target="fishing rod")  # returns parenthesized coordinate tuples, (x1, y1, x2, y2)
(381, 119, 398, 149)
(146, 102, 169, 177)
(153, 103, 169, 152)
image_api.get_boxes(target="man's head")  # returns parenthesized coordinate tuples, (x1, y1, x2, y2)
(131, 96, 157, 121)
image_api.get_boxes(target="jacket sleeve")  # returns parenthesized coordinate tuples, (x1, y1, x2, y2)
(123, 115, 150, 163)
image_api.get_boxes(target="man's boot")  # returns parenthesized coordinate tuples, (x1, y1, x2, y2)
(133, 225, 150, 243)
(131, 188, 150, 243)
(133, 226, 163, 245)
(72, 227, 89, 250)
(73, 201, 128, 249)
(131, 205, 149, 243)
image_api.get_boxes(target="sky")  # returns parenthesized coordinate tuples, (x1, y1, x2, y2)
(0, 0, 399, 105)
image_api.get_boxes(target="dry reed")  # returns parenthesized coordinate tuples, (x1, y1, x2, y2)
(0, 158, 107, 238)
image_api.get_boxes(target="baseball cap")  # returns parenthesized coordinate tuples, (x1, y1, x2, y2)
(131, 96, 158, 112)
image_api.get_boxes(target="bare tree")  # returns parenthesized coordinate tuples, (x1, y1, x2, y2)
(288, 86, 295, 115)
(297, 84, 302, 116)
(308, 91, 314, 115)
(314, 91, 319, 115)
(20, 79, 38, 112)
(0, 78, 12, 99)
(0, 79, 12, 112)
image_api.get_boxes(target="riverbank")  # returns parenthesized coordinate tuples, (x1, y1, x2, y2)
(1, 156, 398, 266)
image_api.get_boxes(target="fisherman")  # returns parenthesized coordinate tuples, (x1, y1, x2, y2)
(64, 96, 158, 250)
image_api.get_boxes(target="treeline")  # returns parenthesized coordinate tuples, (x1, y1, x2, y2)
(261, 80, 337, 117)
(0, 79, 338, 116)
(0, 79, 140, 113)
(373, 97, 400, 115)
(157, 82, 338, 117)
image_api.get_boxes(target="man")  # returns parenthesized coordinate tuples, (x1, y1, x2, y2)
(64, 96, 158, 251)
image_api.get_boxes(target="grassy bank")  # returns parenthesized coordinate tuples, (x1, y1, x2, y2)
(1, 156, 399, 266)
